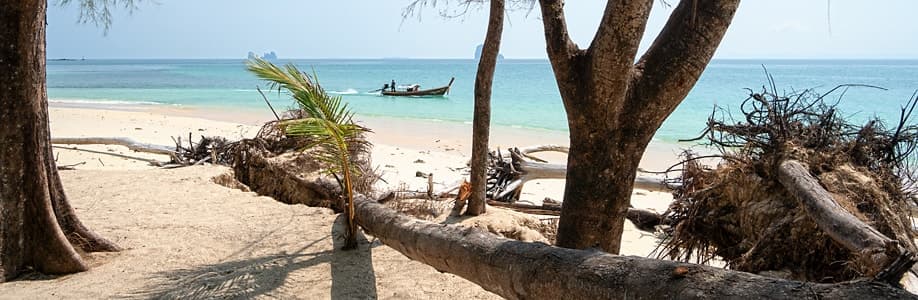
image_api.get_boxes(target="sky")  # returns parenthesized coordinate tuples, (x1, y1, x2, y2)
(46, 0, 918, 59)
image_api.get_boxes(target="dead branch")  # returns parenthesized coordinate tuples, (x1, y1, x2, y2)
(778, 159, 916, 282)
(487, 147, 671, 202)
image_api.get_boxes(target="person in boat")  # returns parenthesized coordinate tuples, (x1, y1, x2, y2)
(382, 83, 389, 92)
(390, 80, 396, 92)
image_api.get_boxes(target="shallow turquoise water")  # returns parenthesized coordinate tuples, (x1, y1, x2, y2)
(47, 59, 918, 142)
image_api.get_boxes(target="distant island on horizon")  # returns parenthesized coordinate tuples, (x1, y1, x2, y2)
(247, 51, 278, 60)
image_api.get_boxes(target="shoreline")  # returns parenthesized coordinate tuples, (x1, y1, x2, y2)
(52, 101, 695, 172)
(48, 104, 683, 210)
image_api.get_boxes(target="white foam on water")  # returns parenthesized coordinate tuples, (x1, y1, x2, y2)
(329, 88, 359, 95)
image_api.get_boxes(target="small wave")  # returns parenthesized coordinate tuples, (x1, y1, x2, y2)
(50, 98, 171, 106)
(233, 89, 258, 92)
(329, 88, 359, 95)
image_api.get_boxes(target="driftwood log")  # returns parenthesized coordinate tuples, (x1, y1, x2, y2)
(778, 160, 916, 282)
(488, 146, 670, 202)
(486, 200, 670, 233)
(51, 135, 237, 167)
(51, 137, 175, 155)
(354, 195, 916, 299)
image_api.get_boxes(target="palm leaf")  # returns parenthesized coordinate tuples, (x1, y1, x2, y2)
(247, 58, 370, 250)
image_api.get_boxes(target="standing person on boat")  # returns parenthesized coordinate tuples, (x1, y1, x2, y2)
(390, 79, 396, 92)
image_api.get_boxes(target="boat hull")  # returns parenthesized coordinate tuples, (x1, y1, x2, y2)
(381, 77, 454, 97)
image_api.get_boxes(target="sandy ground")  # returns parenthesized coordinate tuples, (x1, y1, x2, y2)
(0, 106, 682, 298)
(0, 166, 498, 299)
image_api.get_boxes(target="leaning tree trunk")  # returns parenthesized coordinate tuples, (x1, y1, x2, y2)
(0, 0, 118, 282)
(353, 195, 916, 299)
(467, 0, 505, 216)
(538, 0, 739, 253)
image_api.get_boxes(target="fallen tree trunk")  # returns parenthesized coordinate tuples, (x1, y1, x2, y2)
(354, 196, 916, 299)
(777, 159, 916, 282)
(217, 141, 914, 298)
(231, 140, 342, 210)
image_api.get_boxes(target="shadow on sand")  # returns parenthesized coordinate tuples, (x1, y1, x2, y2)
(127, 215, 377, 299)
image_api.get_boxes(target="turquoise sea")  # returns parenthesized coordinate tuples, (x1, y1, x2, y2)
(47, 59, 918, 142)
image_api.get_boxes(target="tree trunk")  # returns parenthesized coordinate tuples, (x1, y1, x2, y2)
(467, 0, 505, 216)
(0, 0, 118, 282)
(556, 133, 647, 252)
(537, 0, 739, 253)
(354, 195, 916, 299)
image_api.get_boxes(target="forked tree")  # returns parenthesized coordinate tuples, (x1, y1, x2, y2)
(537, 0, 739, 253)
(0, 0, 128, 281)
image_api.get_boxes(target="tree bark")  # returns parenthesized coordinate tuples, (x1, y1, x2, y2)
(467, 0, 505, 216)
(354, 195, 916, 299)
(537, 0, 740, 253)
(0, 0, 118, 282)
(777, 160, 914, 280)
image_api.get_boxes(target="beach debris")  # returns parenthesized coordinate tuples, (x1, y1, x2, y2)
(166, 134, 237, 167)
(484, 146, 669, 203)
(414, 159, 425, 163)
(659, 84, 918, 284)
(56, 161, 86, 170)
(415, 171, 428, 178)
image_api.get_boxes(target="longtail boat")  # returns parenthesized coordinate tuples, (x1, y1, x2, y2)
(381, 77, 454, 97)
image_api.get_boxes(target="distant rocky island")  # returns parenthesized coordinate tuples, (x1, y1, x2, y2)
(474, 44, 504, 61)
(248, 51, 278, 60)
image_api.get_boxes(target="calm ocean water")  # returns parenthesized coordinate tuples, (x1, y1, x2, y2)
(47, 59, 918, 142)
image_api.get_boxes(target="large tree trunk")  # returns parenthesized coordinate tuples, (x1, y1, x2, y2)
(0, 0, 118, 282)
(538, 0, 739, 253)
(354, 195, 916, 299)
(467, 0, 505, 216)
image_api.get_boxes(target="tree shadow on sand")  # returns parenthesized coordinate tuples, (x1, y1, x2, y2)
(126, 215, 377, 299)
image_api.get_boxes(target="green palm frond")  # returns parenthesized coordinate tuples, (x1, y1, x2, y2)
(247, 58, 370, 249)
(246, 58, 354, 125)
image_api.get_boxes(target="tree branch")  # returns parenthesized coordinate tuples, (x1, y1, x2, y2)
(538, 0, 578, 77)
(629, 0, 740, 128)
(777, 160, 915, 281)
(588, 0, 653, 79)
